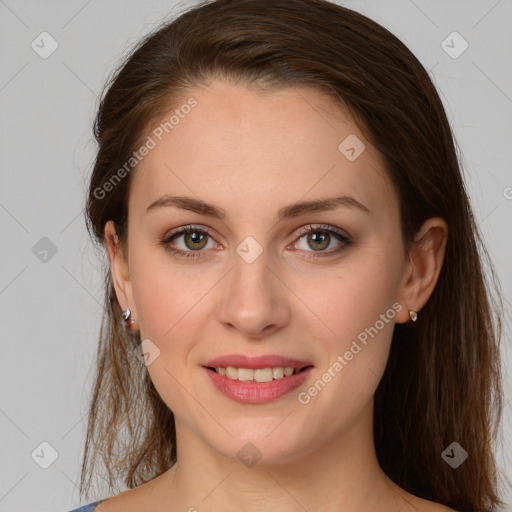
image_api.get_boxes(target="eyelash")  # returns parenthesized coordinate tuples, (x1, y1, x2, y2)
(160, 224, 353, 260)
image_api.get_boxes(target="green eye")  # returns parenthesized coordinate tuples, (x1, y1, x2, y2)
(305, 231, 331, 251)
(182, 230, 208, 250)
(161, 225, 217, 259)
(292, 224, 353, 257)
(161, 223, 353, 260)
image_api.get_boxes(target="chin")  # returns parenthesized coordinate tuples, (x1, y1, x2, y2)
(204, 421, 312, 467)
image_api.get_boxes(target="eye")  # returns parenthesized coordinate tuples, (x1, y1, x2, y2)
(160, 223, 353, 260)
(160, 225, 220, 259)
(290, 224, 353, 257)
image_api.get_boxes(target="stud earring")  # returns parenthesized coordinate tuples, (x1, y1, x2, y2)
(409, 310, 418, 322)
(121, 307, 137, 332)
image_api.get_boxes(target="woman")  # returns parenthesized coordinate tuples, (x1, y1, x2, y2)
(68, 0, 506, 510)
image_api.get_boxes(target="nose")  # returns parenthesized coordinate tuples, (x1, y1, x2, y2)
(214, 247, 291, 339)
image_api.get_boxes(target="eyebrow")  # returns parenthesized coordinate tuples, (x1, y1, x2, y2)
(145, 194, 370, 221)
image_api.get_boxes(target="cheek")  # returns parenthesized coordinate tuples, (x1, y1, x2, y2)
(290, 253, 401, 348)
(129, 246, 214, 339)
(128, 250, 213, 416)
(290, 250, 401, 402)
(127, 248, 220, 401)
(295, 276, 399, 438)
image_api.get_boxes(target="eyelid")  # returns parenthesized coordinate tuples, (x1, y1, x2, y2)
(287, 224, 352, 257)
(291, 223, 350, 242)
(161, 223, 352, 259)
(162, 224, 223, 249)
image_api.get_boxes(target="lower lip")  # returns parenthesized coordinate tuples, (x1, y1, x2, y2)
(203, 366, 314, 404)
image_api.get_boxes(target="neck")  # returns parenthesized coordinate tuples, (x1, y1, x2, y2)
(159, 401, 410, 512)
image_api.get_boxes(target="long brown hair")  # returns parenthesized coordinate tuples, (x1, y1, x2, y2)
(81, 1, 507, 510)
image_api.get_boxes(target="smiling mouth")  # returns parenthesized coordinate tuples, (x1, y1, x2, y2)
(204, 365, 313, 383)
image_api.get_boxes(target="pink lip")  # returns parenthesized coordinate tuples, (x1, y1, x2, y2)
(202, 354, 313, 370)
(203, 366, 314, 404)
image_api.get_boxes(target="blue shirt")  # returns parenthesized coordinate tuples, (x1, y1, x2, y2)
(67, 500, 103, 511)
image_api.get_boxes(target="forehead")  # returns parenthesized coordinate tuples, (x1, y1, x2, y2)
(128, 79, 398, 226)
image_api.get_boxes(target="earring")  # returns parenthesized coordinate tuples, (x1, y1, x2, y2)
(121, 307, 137, 332)
(409, 310, 418, 322)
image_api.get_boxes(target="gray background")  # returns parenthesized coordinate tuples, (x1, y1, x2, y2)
(0, 0, 511, 511)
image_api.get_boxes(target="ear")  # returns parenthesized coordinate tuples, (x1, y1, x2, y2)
(395, 217, 448, 324)
(104, 220, 138, 320)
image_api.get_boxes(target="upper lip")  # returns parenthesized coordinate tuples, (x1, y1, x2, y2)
(202, 354, 314, 370)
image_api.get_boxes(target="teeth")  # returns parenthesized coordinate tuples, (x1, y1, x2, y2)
(254, 368, 273, 382)
(237, 368, 254, 381)
(214, 366, 301, 382)
(225, 366, 238, 379)
(272, 367, 284, 379)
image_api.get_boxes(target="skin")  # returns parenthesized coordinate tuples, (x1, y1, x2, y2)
(100, 79, 451, 512)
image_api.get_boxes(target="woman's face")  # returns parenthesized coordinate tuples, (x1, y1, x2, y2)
(108, 79, 415, 464)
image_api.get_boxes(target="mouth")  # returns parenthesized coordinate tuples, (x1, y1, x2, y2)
(203, 364, 314, 383)
(202, 363, 315, 404)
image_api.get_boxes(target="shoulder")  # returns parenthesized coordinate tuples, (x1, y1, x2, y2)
(406, 495, 459, 512)
(92, 469, 176, 512)
(66, 501, 104, 512)
(87, 483, 162, 512)
(88, 489, 160, 512)
(389, 477, 459, 512)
